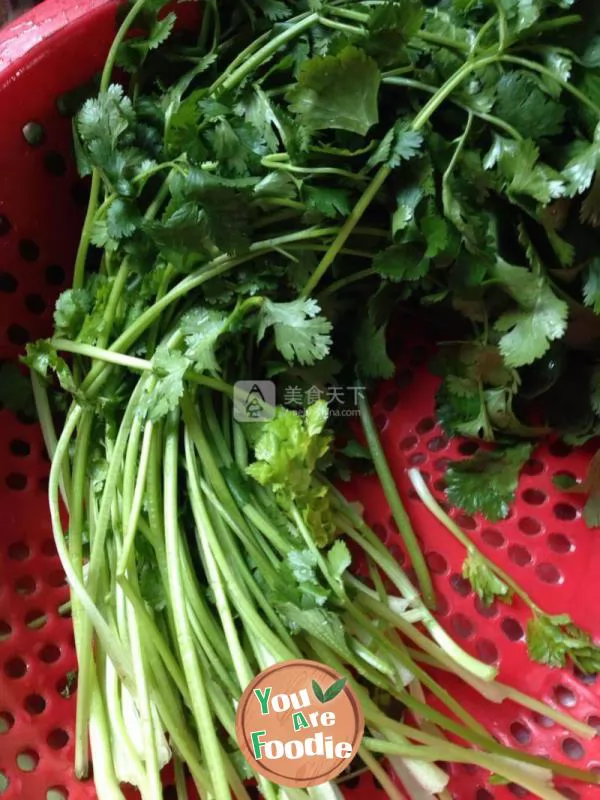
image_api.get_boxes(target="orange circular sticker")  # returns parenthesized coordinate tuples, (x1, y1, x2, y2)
(235, 659, 364, 788)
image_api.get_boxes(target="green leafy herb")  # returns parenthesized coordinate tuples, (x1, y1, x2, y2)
(446, 444, 533, 521)
(286, 46, 381, 136)
(527, 614, 600, 673)
(257, 299, 332, 366)
(462, 551, 513, 607)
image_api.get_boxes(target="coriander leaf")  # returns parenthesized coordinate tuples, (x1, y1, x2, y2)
(368, 122, 423, 169)
(246, 402, 336, 546)
(493, 262, 569, 368)
(138, 347, 190, 422)
(494, 72, 565, 139)
(446, 444, 533, 521)
(436, 381, 493, 440)
(0, 362, 36, 417)
(462, 551, 513, 606)
(563, 133, 600, 197)
(541, 49, 572, 99)
(257, 0, 291, 20)
(490, 137, 565, 204)
(78, 84, 134, 147)
(392, 186, 424, 233)
(258, 298, 332, 366)
(287, 550, 319, 584)
(168, 169, 254, 255)
(278, 604, 354, 660)
(354, 315, 395, 380)
(555, 450, 600, 529)
(181, 308, 228, 372)
(286, 46, 380, 136)
(365, 0, 425, 65)
(495, 286, 569, 368)
(54, 289, 91, 339)
(527, 613, 600, 673)
(59, 670, 78, 699)
(247, 401, 332, 501)
(22, 341, 76, 394)
(304, 186, 351, 219)
(144, 201, 210, 268)
(106, 198, 140, 242)
(117, 12, 177, 71)
(373, 244, 428, 282)
(327, 540, 352, 582)
(421, 213, 449, 258)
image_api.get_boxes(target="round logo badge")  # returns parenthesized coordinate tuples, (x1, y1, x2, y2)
(235, 659, 364, 788)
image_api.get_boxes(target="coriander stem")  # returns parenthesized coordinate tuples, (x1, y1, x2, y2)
(362, 739, 581, 799)
(302, 54, 501, 296)
(407, 645, 596, 740)
(318, 268, 376, 298)
(529, 14, 582, 33)
(411, 55, 499, 131)
(72, 171, 100, 291)
(185, 432, 254, 690)
(301, 166, 390, 296)
(382, 76, 523, 140)
(118, 422, 154, 575)
(408, 469, 537, 610)
(218, 13, 318, 93)
(30, 372, 71, 503)
(52, 339, 152, 373)
(163, 410, 231, 799)
(81, 228, 338, 398)
(357, 391, 436, 608)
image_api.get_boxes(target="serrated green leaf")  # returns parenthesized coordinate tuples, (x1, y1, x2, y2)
(354, 315, 395, 380)
(462, 551, 513, 606)
(494, 72, 565, 139)
(493, 263, 569, 368)
(327, 540, 351, 582)
(258, 298, 332, 366)
(181, 308, 228, 373)
(54, 289, 91, 339)
(527, 613, 600, 672)
(279, 604, 353, 660)
(22, 341, 76, 394)
(304, 186, 351, 218)
(287, 550, 319, 584)
(286, 46, 381, 136)
(368, 122, 423, 169)
(365, 0, 425, 65)
(372, 244, 428, 282)
(446, 443, 533, 521)
(137, 346, 190, 422)
(492, 138, 565, 205)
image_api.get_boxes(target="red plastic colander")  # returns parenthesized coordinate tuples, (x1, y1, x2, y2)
(1, 3, 600, 799)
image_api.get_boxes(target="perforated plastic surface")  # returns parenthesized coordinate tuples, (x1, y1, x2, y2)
(1, 2, 600, 799)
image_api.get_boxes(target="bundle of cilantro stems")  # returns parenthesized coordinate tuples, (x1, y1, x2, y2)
(19, 0, 600, 797)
